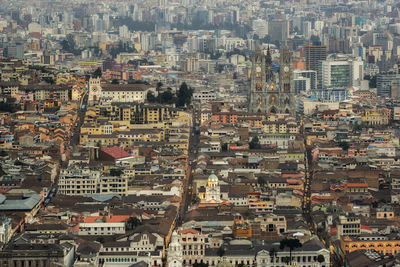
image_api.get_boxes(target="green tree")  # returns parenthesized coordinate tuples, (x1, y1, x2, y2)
(109, 168, 123, 176)
(279, 238, 302, 265)
(93, 67, 102, 78)
(317, 254, 325, 263)
(126, 216, 141, 230)
(176, 82, 193, 108)
(249, 136, 261, 149)
(43, 77, 55, 84)
(221, 143, 228, 152)
(147, 91, 156, 102)
(159, 89, 175, 104)
(257, 176, 266, 186)
(269, 247, 278, 267)
(338, 141, 349, 151)
(217, 245, 225, 257)
(191, 195, 200, 205)
(96, 236, 105, 243)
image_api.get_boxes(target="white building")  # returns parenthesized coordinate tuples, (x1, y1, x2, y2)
(167, 231, 183, 267)
(78, 217, 126, 236)
(88, 78, 151, 106)
(0, 217, 12, 246)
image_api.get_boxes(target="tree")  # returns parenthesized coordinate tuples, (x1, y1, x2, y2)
(217, 245, 225, 257)
(249, 136, 261, 149)
(269, 247, 278, 267)
(109, 168, 123, 176)
(176, 82, 193, 108)
(317, 254, 325, 263)
(221, 143, 228, 152)
(93, 67, 102, 78)
(96, 236, 105, 243)
(126, 216, 141, 230)
(191, 195, 200, 205)
(193, 263, 208, 267)
(338, 141, 349, 151)
(111, 79, 119, 84)
(43, 77, 55, 84)
(147, 91, 156, 103)
(279, 238, 302, 265)
(257, 176, 266, 186)
(159, 89, 175, 104)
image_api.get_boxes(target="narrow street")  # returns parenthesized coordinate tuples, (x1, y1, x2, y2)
(178, 107, 200, 225)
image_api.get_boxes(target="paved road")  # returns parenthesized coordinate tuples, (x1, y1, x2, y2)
(71, 88, 88, 149)
(177, 108, 200, 225)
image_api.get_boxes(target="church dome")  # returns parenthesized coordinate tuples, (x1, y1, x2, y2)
(208, 172, 218, 182)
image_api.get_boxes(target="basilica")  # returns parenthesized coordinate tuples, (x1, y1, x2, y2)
(248, 47, 295, 115)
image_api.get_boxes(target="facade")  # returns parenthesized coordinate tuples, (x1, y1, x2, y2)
(88, 78, 150, 106)
(203, 172, 221, 204)
(167, 231, 183, 267)
(0, 217, 12, 246)
(340, 236, 400, 256)
(305, 44, 327, 73)
(318, 58, 363, 89)
(336, 215, 361, 238)
(294, 69, 317, 91)
(249, 48, 294, 115)
(58, 164, 128, 196)
(377, 73, 400, 97)
(78, 216, 128, 236)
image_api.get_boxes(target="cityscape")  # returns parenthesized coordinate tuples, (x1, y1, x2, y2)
(0, 0, 400, 266)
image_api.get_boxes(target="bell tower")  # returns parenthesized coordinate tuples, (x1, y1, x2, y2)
(249, 49, 268, 113)
(88, 77, 102, 106)
(279, 47, 295, 115)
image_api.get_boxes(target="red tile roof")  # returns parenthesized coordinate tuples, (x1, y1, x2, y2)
(101, 146, 132, 159)
(83, 215, 130, 223)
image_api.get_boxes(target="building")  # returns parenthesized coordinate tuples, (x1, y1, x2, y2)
(6, 40, 24, 59)
(248, 47, 294, 115)
(318, 57, 363, 89)
(88, 78, 151, 106)
(268, 20, 289, 42)
(340, 235, 400, 256)
(0, 217, 12, 247)
(304, 43, 327, 72)
(78, 216, 128, 236)
(167, 231, 183, 267)
(377, 73, 400, 97)
(202, 172, 222, 204)
(294, 70, 317, 91)
(294, 76, 310, 94)
(336, 214, 361, 238)
(0, 233, 75, 267)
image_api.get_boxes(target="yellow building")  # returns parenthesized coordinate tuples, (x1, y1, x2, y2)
(340, 236, 400, 256)
(362, 107, 390, 125)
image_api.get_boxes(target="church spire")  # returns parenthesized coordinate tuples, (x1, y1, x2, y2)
(265, 46, 273, 82)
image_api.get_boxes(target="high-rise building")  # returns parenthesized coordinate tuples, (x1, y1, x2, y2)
(304, 43, 327, 72)
(294, 77, 310, 94)
(294, 70, 317, 91)
(268, 20, 289, 43)
(318, 57, 364, 89)
(377, 73, 400, 97)
(6, 40, 24, 59)
(248, 47, 295, 115)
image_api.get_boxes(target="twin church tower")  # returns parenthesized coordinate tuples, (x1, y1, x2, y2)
(248, 47, 295, 115)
